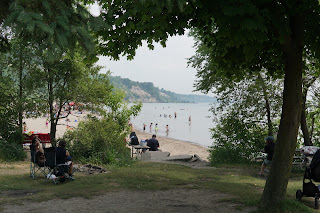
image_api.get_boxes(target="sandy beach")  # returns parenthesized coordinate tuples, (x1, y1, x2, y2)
(133, 130, 209, 161)
(24, 114, 210, 161)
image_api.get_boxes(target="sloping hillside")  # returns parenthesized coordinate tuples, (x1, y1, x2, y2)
(109, 76, 216, 103)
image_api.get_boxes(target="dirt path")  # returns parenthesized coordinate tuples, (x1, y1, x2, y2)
(3, 189, 256, 213)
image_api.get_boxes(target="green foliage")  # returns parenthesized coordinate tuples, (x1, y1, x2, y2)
(5, 0, 100, 61)
(62, 87, 141, 165)
(209, 113, 265, 164)
(0, 76, 18, 139)
(199, 70, 282, 164)
(97, 0, 192, 59)
(0, 139, 26, 162)
(63, 116, 131, 166)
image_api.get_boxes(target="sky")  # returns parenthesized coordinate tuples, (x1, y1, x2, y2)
(90, 4, 207, 96)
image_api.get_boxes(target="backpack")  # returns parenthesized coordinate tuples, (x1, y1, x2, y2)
(131, 136, 139, 145)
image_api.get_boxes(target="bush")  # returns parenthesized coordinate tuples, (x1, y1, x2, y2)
(209, 114, 266, 165)
(63, 116, 132, 166)
(0, 139, 26, 162)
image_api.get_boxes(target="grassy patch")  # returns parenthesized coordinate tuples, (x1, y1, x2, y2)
(0, 161, 318, 212)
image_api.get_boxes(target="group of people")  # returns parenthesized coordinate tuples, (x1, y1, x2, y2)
(143, 123, 169, 133)
(159, 111, 177, 118)
(32, 135, 74, 178)
(129, 124, 160, 151)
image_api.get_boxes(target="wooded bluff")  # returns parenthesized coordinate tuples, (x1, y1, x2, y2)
(109, 76, 216, 103)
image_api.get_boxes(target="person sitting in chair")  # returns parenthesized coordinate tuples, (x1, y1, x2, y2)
(31, 135, 44, 166)
(56, 140, 74, 178)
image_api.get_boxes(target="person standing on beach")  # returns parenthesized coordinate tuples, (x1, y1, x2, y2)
(150, 123, 153, 131)
(23, 122, 28, 133)
(143, 123, 146, 131)
(155, 123, 158, 132)
(147, 134, 160, 151)
(174, 112, 177, 118)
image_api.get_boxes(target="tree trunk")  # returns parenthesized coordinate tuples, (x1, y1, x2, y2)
(18, 46, 23, 136)
(260, 14, 303, 209)
(48, 68, 57, 144)
(258, 73, 273, 136)
(310, 116, 315, 141)
(301, 85, 312, 146)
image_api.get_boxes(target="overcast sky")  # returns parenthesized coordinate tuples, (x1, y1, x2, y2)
(90, 5, 206, 96)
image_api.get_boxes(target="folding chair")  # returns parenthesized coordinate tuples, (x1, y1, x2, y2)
(44, 147, 74, 184)
(30, 145, 47, 180)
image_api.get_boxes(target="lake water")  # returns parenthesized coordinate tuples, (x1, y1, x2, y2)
(130, 103, 215, 147)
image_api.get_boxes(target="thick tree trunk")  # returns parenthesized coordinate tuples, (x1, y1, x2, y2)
(301, 86, 312, 146)
(260, 14, 303, 209)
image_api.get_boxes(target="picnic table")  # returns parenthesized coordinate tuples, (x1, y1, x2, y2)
(255, 148, 306, 169)
(131, 145, 150, 158)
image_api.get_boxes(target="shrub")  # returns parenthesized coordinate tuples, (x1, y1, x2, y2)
(209, 114, 266, 165)
(0, 139, 26, 162)
(63, 116, 131, 166)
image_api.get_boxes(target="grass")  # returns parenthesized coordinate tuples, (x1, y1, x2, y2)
(0, 161, 318, 213)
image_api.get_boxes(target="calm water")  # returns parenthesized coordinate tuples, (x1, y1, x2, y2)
(130, 103, 215, 147)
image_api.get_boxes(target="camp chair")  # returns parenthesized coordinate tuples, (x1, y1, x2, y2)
(44, 147, 74, 184)
(43, 147, 58, 183)
(30, 145, 47, 180)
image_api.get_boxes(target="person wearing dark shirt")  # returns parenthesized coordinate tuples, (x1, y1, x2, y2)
(147, 134, 160, 151)
(259, 136, 276, 176)
(129, 123, 139, 145)
(56, 140, 74, 178)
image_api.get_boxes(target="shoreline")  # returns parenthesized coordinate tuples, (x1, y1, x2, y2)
(133, 126, 210, 149)
(24, 115, 210, 161)
(133, 129, 209, 161)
